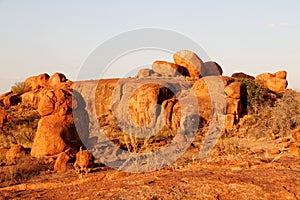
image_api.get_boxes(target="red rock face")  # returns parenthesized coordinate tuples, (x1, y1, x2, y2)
(265, 77, 288, 93)
(3, 93, 20, 107)
(0, 107, 6, 129)
(274, 70, 287, 79)
(95, 79, 120, 117)
(24, 73, 50, 90)
(31, 113, 84, 157)
(48, 72, 67, 87)
(29, 74, 89, 158)
(225, 82, 245, 99)
(152, 60, 189, 77)
(111, 79, 180, 132)
(5, 144, 26, 164)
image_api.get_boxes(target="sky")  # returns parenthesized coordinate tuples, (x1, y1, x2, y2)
(0, 0, 299, 93)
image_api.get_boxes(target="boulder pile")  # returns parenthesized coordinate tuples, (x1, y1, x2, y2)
(96, 50, 272, 131)
(255, 71, 288, 93)
(0, 72, 91, 173)
(0, 50, 291, 174)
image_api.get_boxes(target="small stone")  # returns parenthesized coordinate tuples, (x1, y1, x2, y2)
(252, 148, 265, 154)
(283, 142, 291, 148)
(269, 148, 281, 155)
(279, 138, 290, 143)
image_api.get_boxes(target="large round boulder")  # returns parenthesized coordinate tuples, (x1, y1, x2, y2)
(173, 50, 203, 78)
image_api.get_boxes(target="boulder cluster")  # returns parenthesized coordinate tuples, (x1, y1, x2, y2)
(95, 50, 288, 132)
(0, 72, 93, 173)
(0, 50, 292, 173)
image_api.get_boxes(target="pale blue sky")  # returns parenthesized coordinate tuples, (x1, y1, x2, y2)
(0, 0, 299, 93)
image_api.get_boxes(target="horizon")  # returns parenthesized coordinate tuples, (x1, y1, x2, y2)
(0, 0, 299, 93)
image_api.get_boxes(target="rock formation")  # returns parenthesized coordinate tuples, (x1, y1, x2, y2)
(0, 107, 6, 129)
(0, 50, 293, 175)
(31, 86, 89, 158)
(202, 61, 223, 76)
(152, 60, 189, 77)
(5, 144, 27, 165)
(173, 50, 203, 78)
(255, 70, 288, 93)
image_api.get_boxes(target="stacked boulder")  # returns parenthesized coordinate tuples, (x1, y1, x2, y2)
(95, 50, 291, 133)
(224, 81, 245, 128)
(21, 72, 72, 108)
(101, 50, 241, 132)
(30, 83, 89, 158)
(255, 70, 288, 93)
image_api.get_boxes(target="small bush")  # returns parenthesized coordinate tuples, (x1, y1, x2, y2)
(235, 78, 266, 113)
(240, 89, 300, 138)
(11, 82, 30, 95)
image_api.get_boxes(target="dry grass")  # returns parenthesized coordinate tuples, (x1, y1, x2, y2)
(238, 89, 300, 139)
(0, 155, 48, 185)
(11, 82, 31, 95)
(0, 104, 40, 148)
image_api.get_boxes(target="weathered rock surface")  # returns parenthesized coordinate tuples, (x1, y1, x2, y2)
(265, 77, 287, 93)
(3, 93, 20, 107)
(31, 113, 83, 157)
(274, 70, 287, 79)
(255, 71, 288, 93)
(173, 50, 203, 78)
(137, 68, 153, 78)
(48, 72, 67, 87)
(0, 107, 6, 129)
(192, 76, 230, 123)
(224, 82, 245, 99)
(24, 73, 50, 90)
(152, 60, 189, 77)
(112, 79, 179, 129)
(30, 76, 89, 158)
(37, 88, 73, 117)
(226, 98, 242, 116)
(292, 129, 300, 142)
(5, 144, 26, 164)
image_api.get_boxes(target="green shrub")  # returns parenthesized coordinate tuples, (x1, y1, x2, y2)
(11, 82, 30, 95)
(235, 78, 266, 113)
